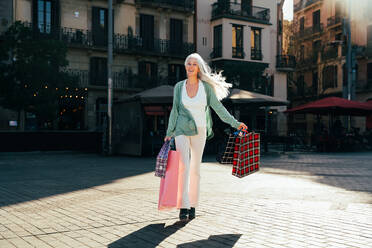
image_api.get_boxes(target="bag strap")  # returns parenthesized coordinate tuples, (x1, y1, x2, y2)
(158, 140, 171, 158)
(233, 128, 249, 136)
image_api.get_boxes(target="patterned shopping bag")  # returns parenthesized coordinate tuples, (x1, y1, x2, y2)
(216, 133, 236, 164)
(155, 140, 171, 178)
(232, 132, 260, 178)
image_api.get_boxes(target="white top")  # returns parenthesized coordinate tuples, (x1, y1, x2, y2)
(182, 80, 207, 127)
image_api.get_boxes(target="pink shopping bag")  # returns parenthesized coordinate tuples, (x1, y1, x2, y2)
(158, 150, 184, 211)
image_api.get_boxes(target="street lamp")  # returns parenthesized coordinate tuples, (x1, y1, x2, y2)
(107, 0, 113, 155)
(262, 68, 274, 152)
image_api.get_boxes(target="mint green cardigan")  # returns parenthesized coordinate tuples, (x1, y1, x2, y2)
(166, 79, 241, 140)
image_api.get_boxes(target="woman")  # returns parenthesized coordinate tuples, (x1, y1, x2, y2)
(164, 53, 247, 221)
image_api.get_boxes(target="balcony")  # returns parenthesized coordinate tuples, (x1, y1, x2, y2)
(27, 23, 195, 59)
(327, 16, 342, 28)
(296, 56, 316, 69)
(114, 34, 195, 58)
(322, 46, 339, 61)
(211, 2, 270, 24)
(294, 0, 323, 13)
(210, 47, 222, 59)
(232, 47, 245, 58)
(134, 0, 194, 13)
(295, 24, 324, 40)
(276, 55, 296, 71)
(251, 48, 262, 60)
(64, 68, 159, 90)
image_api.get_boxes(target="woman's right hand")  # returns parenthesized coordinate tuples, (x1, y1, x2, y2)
(164, 136, 172, 142)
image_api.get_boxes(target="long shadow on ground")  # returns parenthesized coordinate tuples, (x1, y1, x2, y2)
(0, 151, 156, 207)
(108, 221, 241, 248)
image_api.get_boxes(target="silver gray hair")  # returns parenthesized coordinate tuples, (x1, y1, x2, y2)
(184, 53, 232, 101)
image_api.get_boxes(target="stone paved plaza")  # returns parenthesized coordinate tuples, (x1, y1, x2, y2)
(0, 151, 371, 248)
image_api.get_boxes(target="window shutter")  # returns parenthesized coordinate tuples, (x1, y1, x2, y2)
(367, 25, 372, 57)
(52, 0, 60, 30)
(154, 16, 159, 39)
(92, 7, 100, 45)
(32, 0, 38, 31)
(135, 15, 140, 36)
(152, 63, 158, 79)
(90, 57, 96, 85)
(182, 20, 187, 43)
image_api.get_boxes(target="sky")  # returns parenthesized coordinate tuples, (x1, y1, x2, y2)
(283, 0, 293, 21)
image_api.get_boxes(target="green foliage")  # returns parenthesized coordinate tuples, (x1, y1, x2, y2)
(0, 21, 78, 123)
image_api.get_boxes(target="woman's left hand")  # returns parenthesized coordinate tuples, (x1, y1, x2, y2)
(238, 122, 248, 131)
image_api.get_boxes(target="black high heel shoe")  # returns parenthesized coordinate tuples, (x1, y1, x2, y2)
(188, 207, 195, 220)
(179, 208, 188, 221)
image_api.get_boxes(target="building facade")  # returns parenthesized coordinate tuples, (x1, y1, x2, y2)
(0, 0, 195, 131)
(196, 0, 294, 135)
(291, 0, 372, 142)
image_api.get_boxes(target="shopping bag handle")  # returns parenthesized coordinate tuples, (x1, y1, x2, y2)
(233, 127, 248, 136)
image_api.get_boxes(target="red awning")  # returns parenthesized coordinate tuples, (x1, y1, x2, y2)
(144, 106, 172, 116)
(285, 97, 372, 116)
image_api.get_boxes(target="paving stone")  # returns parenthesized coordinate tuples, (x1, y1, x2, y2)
(0, 151, 371, 247)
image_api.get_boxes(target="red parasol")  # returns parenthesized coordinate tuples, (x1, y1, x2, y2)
(285, 97, 372, 116)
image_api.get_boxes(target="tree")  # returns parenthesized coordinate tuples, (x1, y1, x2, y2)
(0, 21, 78, 129)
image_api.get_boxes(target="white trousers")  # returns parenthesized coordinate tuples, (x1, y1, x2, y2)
(175, 127, 206, 209)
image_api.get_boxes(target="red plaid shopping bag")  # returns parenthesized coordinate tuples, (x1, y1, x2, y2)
(232, 132, 260, 178)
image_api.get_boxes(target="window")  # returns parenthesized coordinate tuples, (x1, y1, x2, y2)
(138, 61, 158, 88)
(90, 57, 107, 86)
(300, 45, 305, 61)
(170, 18, 183, 53)
(213, 25, 222, 58)
(313, 40, 321, 62)
(241, 0, 252, 16)
(297, 75, 305, 96)
(202, 37, 207, 46)
(168, 64, 186, 85)
(232, 24, 244, 58)
(313, 10, 321, 32)
(300, 17, 305, 32)
(367, 25, 372, 57)
(312, 71, 318, 94)
(92, 7, 108, 46)
(251, 27, 262, 60)
(323, 65, 338, 90)
(140, 14, 154, 51)
(368, 63, 372, 86)
(33, 0, 59, 34)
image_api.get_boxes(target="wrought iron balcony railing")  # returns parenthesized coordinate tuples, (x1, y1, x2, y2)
(296, 56, 316, 68)
(294, 0, 323, 12)
(210, 47, 222, 59)
(232, 47, 244, 58)
(296, 24, 324, 39)
(135, 0, 194, 12)
(322, 46, 339, 60)
(276, 55, 296, 70)
(251, 48, 262, 60)
(211, 2, 270, 23)
(26, 22, 195, 58)
(64, 68, 160, 90)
